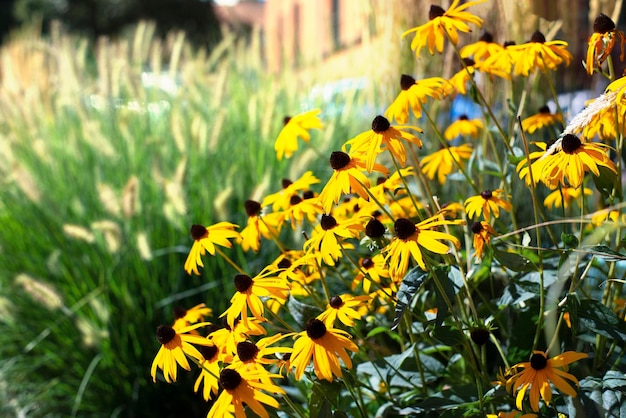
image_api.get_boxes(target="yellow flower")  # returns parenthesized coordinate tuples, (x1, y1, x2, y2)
(465, 189, 512, 221)
(384, 214, 464, 280)
(290, 318, 358, 382)
(193, 343, 222, 401)
(352, 253, 390, 293)
(317, 294, 370, 327)
(385, 75, 448, 124)
(209, 318, 267, 358)
(184, 222, 241, 275)
(238, 200, 283, 253)
(516, 141, 552, 186)
(586, 13, 625, 76)
(261, 171, 321, 212)
(509, 31, 572, 76)
(591, 208, 626, 226)
(303, 213, 365, 266)
(172, 303, 213, 331)
(150, 322, 212, 383)
(231, 334, 292, 385)
(421, 144, 473, 185)
(506, 350, 588, 412)
(487, 411, 537, 418)
(521, 105, 564, 134)
(471, 221, 496, 260)
(460, 31, 504, 63)
(281, 191, 324, 229)
(274, 109, 323, 160)
(481, 40, 520, 76)
(543, 187, 592, 210)
(401, 0, 485, 56)
(444, 115, 483, 140)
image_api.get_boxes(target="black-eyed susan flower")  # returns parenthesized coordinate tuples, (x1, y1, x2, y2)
(303, 213, 365, 266)
(401, 0, 485, 56)
(193, 343, 222, 401)
(465, 189, 512, 221)
(352, 253, 390, 293)
(290, 318, 358, 382)
(384, 214, 464, 280)
(150, 322, 213, 383)
(421, 144, 473, 185)
(506, 350, 588, 412)
(487, 411, 537, 418)
(509, 31, 572, 77)
(544, 187, 592, 210)
(318, 150, 388, 213)
(590, 208, 626, 226)
(184, 222, 241, 275)
(221, 268, 289, 329)
(274, 109, 323, 160)
(344, 115, 422, 173)
(231, 334, 292, 384)
(481, 40, 519, 76)
(385, 75, 448, 124)
(516, 141, 553, 187)
(542, 134, 617, 189)
(206, 368, 285, 418)
(173, 303, 212, 331)
(460, 31, 504, 63)
(238, 200, 283, 253)
(521, 105, 564, 134)
(318, 294, 370, 327)
(261, 171, 321, 212)
(209, 318, 267, 358)
(586, 13, 625, 76)
(281, 191, 324, 229)
(444, 115, 483, 141)
(471, 221, 496, 260)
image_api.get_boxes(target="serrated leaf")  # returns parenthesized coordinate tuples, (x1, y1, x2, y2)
(493, 248, 534, 272)
(392, 267, 429, 331)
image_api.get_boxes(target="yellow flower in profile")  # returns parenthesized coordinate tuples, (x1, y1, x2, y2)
(150, 322, 213, 383)
(184, 222, 241, 275)
(384, 214, 464, 279)
(281, 191, 324, 228)
(352, 253, 390, 293)
(303, 213, 365, 266)
(444, 115, 483, 141)
(460, 31, 503, 63)
(261, 171, 321, 212)
(238, 200, 283, 253)
(193, 343, 222, 401)
(172, 303, 213, 331)
(542, 134, 616, 189)
(586, 13, 625, 76)
(509, 31, 572, 76)
(421, 144, 473, 185)
(544, 187, 592, 210)
(385, 75, 448, 124)
(345, 115, 423, 173)
(481, 40, 519, 75)
(274, 109, 323, 160)
(506, 350, 588, 412)
(471, 221, 496, 260)
(590, 208, 626, 226)
(465, 189, 512, 221)
(290, 318, 358, 382)
(401, 0, 485, 56)
(318, 294, 370, 327)
(516, 141, 552, 186)
(521, 105, 564, 134)
(207, 368, 285, 418)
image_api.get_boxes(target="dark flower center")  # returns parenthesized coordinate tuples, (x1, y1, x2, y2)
(277, 258, 292, 269)
(283, 116, 292, 125)
(219, 368, 243, 390)
(530, 31, 546, 43)
(282, 352, 291, 361)
(321, 214, 338, 230)
(290, 195, 303, 205)
(244, 200, 261, 217)
(173, 306, 187, 319)
(236, 341, 260, 362)
(400, 74, 416, 90)
(538, 105, 551, 114)
(372, 115, 391, 133)
(303, 190, 315, 199)
(190, 224, 207, 240)
(366, 218, 386, 238)
(306, 318, 327, 339)
(394, 218, 417, 240)
(198, 344, 219, 361)
(594, 13, 616, 33)
(329, 151, 351, 170)
(429, 5, 445, 19)
(361, 257, 374, 269)
(156, 325, 176, 345)
(479, 31, 494, 43)
(471, 222, 484, 234)
(282, 178, 293, 189)
(503, 40, 516, 47)
(459, 114, 469, 120)
(470, 329, 490, 345)
(530, 352, 548, 370)
(480, 190, 493, 199)
(561, 134, 582, 154)
(329, 295, 344, 308)
(376, 176, 387, 185)
(463, 58, 476, 67)
(234, 274, 253, 292)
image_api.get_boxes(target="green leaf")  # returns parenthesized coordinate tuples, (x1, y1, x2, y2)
(578, 299, 626, 343)
(493, 248, 534, 272)
(392, 267, 429, 331)
(431, 326, 465, 346)
(584, 245, 626, 261)
(310, 380, 342, 418)
(591, 163, 619, 199)
(507, 154, 526, 165)
(287, 294, 322, 329)
(561, 232, 579, 248)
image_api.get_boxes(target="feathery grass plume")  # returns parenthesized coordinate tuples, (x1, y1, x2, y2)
(10, 164, 41, 203)
(122, 176, 139, 218)
(97, 182, 122, 217)
(63, 224, 96, 243)
(15, 274, 64, 311)
(91, 220, 122, 253)
(135, 231, 153, 261)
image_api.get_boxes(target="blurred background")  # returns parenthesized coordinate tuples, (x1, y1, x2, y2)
(0, 0, 623, 417)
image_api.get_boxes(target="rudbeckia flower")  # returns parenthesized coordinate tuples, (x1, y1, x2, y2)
(151, 322, 213, 383)
(238, 200, 283, 253)
(506, 350, 588, 412)
(231, 334, 292, 383)
(384, 214, 464, 279)
(261, 171, 321, 212)
(444, 115, 483, 141)
(184, 222, 241, 275)
(487, 411, 537, 418)
(344, 115, 422, 173)
(460, 31, 504, 63)
(318, 150, 388, 213)
(172, 303, 213, 331)
(385, 74, 448, 124)
(542, 134, 616, 189)
(465, 189, 512, 221)
(421, 144, 473, 185)
(509, 31, 572, 76)
(481, 40, 519, 76)
(591, 208, 626, 226)
(521, 105, 564, 134)
(543, 187, 592, 210)
(317, 294, 370, 327)
(586, 13, 625, 76)
(516, 141, 553, 186)
(221, 268, 290, 329)
(303, 213, 365, 266)
(471, 221, 496, 260)
(281, 191, 324, 228)
(290, 318, 359, 381)
(209, 318, 267, 358)
(274, 109, 323, 160)
(193, 343, 222, 400)
(207, 368, 285, 418)
(401, 0, 485, 56)
(352, 253, 390, 293)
